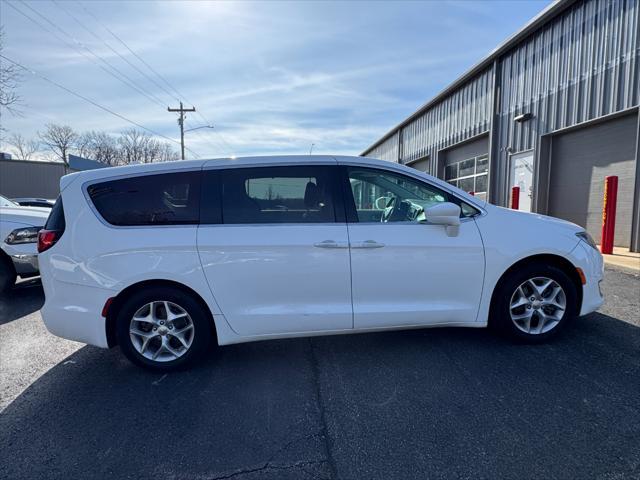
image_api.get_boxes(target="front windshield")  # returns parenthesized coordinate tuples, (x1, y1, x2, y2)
(0, 195, 18, 207)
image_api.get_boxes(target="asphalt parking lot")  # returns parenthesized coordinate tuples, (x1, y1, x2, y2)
(1, 267, 639, 480)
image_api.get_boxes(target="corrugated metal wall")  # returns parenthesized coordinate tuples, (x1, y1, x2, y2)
(363, 0, 639, 200)
(364, 68, 494, 171)
(0, 160, 66, 198)
(365, 131, 400, 162)
(493, 0, 639, 203)
(400, 67, 493, 169)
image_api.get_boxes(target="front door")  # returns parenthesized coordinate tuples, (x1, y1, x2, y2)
(509, 151, 534, 212)
(342, 166, 485, 329)
(197, 165, 353, 336)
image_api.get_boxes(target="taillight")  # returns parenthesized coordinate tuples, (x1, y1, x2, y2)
(37, 229, 61, 253)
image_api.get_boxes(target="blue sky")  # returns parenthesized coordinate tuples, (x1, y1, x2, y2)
(1, 0, 550, 159)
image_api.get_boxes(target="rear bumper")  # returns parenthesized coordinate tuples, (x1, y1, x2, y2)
(40, 278, 113, 348)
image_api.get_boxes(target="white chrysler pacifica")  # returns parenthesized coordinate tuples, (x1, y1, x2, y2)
(38, 155, 604, 371)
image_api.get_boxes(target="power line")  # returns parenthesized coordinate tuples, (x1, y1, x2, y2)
(75, 0, 236, 157)
(8, 0, 168, 110)
(0, 54, 200, 158)
(75, 0, 185, 103)
(55, 0, 181, 105)
(183, 118, 228, 155)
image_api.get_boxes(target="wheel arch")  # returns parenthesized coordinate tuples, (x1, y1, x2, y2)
(489, 253, 583, 326)
(105, 279, 218, 348)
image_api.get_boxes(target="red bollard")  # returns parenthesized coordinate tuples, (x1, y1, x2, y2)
(511, 186, 520, 210)
(601, 176, 618, 254)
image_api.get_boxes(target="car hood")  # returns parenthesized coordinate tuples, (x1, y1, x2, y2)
(0, 206, 50, 226)
(495, 206, 582, 230)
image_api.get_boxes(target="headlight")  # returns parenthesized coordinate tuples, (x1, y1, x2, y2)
(576, 231, 598, 250)
(5, 227, 41, 244)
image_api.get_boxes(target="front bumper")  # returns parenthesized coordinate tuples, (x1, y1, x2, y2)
(11, 253, 39, 276)
(3, 242, 39, 276)
(572, 240, 605, 316)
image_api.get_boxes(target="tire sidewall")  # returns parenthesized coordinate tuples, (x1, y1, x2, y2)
(492, 264, 578, 342)
(115, 287, 212, 371)
(0, 254, 17, 295)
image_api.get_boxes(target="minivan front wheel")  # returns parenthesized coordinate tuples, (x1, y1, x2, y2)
(115, 287, 212, 371)
(491, 264, 578, 342)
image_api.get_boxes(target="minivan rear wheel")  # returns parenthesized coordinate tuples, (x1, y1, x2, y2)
(115, 287, 212, 371)
(490, 263, 578, 342)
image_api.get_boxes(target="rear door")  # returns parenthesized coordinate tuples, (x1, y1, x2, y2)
(342, 165, 485, 329)
(197, 164, 353, 336)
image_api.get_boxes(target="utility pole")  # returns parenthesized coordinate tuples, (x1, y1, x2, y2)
(168, 101, 196, 160)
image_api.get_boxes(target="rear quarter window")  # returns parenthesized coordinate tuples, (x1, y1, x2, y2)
(44, 196, 66, 231)
(87, 171, 201, 226)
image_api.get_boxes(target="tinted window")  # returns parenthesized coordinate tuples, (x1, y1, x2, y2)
(44, 196, 66, 231)
(88, 171, 201, 226)
(221, 166, 336, 224)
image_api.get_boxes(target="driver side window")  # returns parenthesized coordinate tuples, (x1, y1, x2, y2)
(347, 167, 448, 223)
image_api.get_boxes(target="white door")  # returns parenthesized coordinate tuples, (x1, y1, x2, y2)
(509, 151, 534, 212)
(343, 166, 485, 329)
(197, 165, 353, 336)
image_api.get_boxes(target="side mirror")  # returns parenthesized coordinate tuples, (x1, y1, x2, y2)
(424, 202, 461, 237)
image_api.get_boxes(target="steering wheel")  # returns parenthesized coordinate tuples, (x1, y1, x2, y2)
(381, 196, 396, 222)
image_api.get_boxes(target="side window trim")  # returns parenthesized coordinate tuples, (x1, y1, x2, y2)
(199, 169, 222, 225)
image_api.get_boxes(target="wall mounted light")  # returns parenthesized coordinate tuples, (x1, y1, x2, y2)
(514, 113, 533, 123)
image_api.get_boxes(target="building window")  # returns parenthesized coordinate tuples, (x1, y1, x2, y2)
(444, 154, 488, 200)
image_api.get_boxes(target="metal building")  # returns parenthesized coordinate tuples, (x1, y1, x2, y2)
(361, 0, 640, 252)
(0, 154, 106, 199)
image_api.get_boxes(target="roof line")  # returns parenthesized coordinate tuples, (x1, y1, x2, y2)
(361, 0, 577, 156)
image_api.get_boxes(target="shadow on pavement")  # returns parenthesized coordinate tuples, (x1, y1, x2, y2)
(0, 278, 44, 326)
(0, 312, 638, 479)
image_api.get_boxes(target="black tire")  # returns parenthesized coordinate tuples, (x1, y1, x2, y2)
(115, 287, 213, 371)
(0, 254, 17, 295)
(490, 263, 578, 342)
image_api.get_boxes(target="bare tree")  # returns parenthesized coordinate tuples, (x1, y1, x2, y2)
(117, 129, 178, 164)
(6, 133, 39, 160)
(39, 124, 77, 166)
(77, 131, 119, 166)
(156, 142, 179, 162)
(0, 28, 20, 114)
(118, 128, 147, 164)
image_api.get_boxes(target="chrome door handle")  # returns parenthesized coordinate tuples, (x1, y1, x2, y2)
(314, 240, 348, 249)
(352, 240, 385, 249)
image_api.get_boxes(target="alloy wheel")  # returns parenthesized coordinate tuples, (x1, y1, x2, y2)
(509, 277, 566, 334)
(129, 301, 194, 362)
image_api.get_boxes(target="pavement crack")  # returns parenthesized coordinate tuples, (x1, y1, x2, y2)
(207, 459, 329, 480)
(308, 338, 338, 480)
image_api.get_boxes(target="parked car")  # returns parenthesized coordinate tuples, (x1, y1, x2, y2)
(38, 156, 604, 371)
(12, 197, 55, 209)
(0, 195, 50, 292)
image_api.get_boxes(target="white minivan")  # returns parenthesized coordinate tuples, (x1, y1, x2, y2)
(38, 156, 604, 371)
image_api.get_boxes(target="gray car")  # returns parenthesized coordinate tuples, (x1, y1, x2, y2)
(0, 195, 50, 292)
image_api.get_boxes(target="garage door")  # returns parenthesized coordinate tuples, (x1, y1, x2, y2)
(440, 135, 489, 200)
(548, 113, 638, 248)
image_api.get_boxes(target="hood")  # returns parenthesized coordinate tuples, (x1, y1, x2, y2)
(0, 206, 50, 227)
(486, 204, 584, 232)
